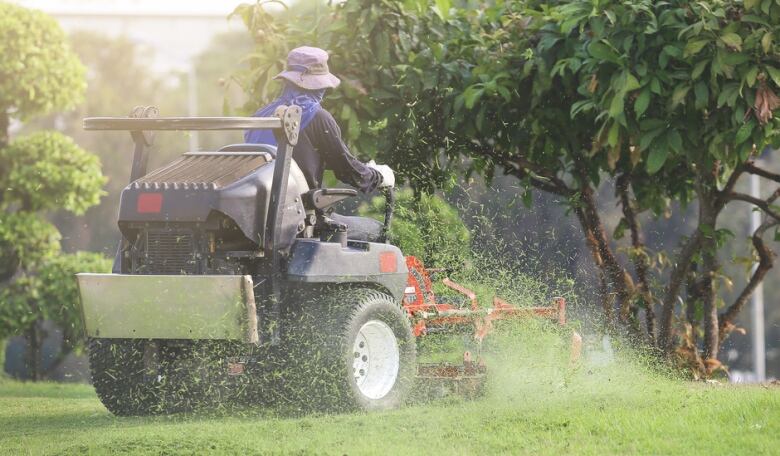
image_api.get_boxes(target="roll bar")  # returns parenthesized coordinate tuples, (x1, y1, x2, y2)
(83, 116, 283, 131)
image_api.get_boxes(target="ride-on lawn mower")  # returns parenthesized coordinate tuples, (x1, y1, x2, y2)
(76, 105, 581, 415)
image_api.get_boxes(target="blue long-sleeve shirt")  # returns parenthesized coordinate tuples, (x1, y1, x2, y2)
(291, 109, 382, 193)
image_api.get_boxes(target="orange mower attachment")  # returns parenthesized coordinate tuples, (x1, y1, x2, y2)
(404, 256, 583, 396)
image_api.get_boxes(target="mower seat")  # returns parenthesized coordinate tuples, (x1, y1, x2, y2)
(330, 213, 384, 242)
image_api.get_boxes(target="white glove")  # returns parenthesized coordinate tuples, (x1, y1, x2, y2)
(367, 160, 395, 188)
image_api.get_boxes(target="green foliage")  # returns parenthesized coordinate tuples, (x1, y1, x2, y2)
(234, 0, 780, 204)
(0, 252, 110, 349)
(230, 0, 464, 187)
(522, 0, 780, 193)
(230, 1, 302, 110)
(0, 5, 107, 377)
(0, 132, 106, 214)
(0, 213, 60, 280)
(358, 189, 470, 269)
(0, 2, 85, 119)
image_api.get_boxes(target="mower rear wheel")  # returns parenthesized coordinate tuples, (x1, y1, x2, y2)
(157, 341, 236, 413)
(89, 339, 243, 415)
(88, 338, 164, 416)
(282, 287, 416, 412)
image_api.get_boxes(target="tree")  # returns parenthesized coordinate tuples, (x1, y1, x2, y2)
(232, 0, 780, 374)
(448, 0, 780, 369)
(0, 3, 85, 147)
(0, 252, 109, 378)
(0, 4, 108, 380)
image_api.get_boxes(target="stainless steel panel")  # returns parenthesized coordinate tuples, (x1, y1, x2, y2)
(76, 273, 258, 343)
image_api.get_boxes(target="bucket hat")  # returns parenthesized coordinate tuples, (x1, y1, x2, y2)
(275, 46, 341, 90)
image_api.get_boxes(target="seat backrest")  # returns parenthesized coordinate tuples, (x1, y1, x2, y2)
(217, 143, 277, 156)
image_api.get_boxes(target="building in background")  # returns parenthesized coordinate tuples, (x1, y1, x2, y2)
(16, 0, 245, 72)
(15, 0, 255, 151)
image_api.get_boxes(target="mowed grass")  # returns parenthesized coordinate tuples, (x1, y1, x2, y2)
(2, 327, 779, 455)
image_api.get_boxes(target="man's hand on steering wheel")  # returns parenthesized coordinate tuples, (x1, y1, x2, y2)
(367, 160, 395, 188)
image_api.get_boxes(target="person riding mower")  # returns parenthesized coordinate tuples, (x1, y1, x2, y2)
(245, 46, 395, 242)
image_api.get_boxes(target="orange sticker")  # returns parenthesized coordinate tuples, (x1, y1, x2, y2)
(137, 193, 163, 213)
(379, 251, 397, 273)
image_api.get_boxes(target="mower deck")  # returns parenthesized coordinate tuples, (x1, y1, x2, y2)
(404, 256, 582, 394)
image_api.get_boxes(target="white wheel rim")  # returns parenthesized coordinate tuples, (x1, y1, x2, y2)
(352, 320, 400, 400)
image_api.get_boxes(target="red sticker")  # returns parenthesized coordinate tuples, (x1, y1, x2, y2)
(379, 251, 397, 273)
(137, 193, 163, 213)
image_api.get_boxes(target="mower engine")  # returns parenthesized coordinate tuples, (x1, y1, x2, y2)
(115, 146, 308, 277)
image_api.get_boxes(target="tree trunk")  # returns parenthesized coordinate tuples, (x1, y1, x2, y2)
(0, 339, 6, 377)
(617, 174, 655, 342)
(658, 227, 702, 353)
(698, 182, 720, 361)
(685, 263, 703, 347)
(0, 110, 8, 149)
(26, 322, 41, 382)
(575, 211, 613, 323)
(573, 184, 634, 328)
(700, 246, 719, 360)
(719, 219, 777, 341)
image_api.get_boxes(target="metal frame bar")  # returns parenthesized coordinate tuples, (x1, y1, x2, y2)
(83, 116, 283, 131)
(127, 110, 157, 181)
(262, 105, 301, 344)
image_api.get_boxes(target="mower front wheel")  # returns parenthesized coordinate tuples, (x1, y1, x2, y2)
(283, 287, 416, 412)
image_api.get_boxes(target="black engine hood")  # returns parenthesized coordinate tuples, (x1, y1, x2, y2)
(117, 151, 308, 249)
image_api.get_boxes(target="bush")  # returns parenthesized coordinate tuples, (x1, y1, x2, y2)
(0, 132, 106, 214)
(358, 189, 471, 269)
(0, 252, 111, 366)
(0, 4, 104, 380)
(0, 213, 60, 281)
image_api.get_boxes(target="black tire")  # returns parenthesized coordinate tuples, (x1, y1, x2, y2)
(280, 287, 416, 413)
(156, 341, 234, 413)
(88, 338, 164, 416)
(90, 338, 248, 415)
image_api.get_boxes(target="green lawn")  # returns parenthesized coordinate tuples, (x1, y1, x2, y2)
(2, 332, 779, 455)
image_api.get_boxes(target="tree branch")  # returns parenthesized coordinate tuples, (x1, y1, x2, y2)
(719, 218, 778, 341)
(744, 161, 780, 184)
(569, 151, 633, 325)
(727, 190, 780, 221)
(658, 227, 703, 353)
(715, 163, 745, 209)
(478, 145, 574, 197)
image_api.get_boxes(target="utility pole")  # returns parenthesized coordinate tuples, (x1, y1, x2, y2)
(750, 170, 766, 382)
